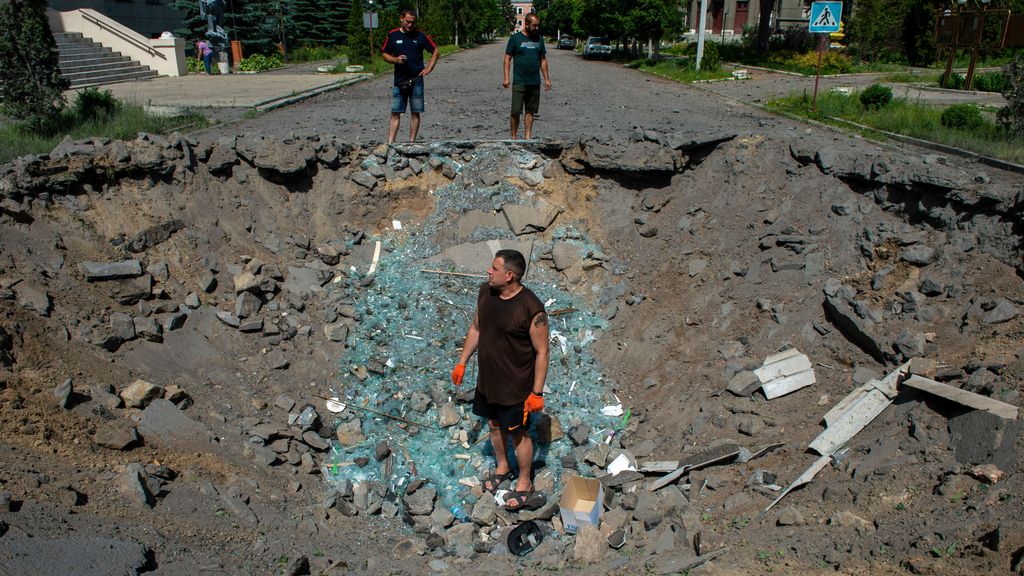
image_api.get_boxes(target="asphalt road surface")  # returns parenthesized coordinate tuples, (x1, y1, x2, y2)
(199, 40, 796, 143)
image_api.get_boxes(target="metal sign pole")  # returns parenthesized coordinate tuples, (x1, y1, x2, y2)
(812, 34, 825, 113)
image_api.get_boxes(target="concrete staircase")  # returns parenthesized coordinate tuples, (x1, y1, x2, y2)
(56, 32, 159, 88)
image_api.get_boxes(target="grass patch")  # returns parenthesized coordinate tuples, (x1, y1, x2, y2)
(0, 101, 207, 164)
(881, 71, 943, 84)
(635, 59, 734, 83)
(767, 89, 1023, 164)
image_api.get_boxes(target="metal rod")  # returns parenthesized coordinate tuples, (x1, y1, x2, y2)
(314, 394, 431, 428)
(421, 269, 487, 278)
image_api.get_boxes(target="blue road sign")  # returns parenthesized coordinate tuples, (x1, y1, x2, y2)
(809, 1, 842, 33)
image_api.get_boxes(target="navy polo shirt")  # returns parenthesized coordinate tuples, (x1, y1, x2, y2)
(382, 28, 436, 85)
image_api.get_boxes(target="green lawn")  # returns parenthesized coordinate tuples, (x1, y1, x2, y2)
(768, 90, 1023, 164)
(1, 103, 207, 165)
(635, 59, 734, 83)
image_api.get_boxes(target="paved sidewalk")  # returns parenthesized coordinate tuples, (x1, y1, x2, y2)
(64, 61, 368, 117)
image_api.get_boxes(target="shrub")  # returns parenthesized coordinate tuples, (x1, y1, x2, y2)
(696, 41, 720, 71)
(186, 56, 205, 74)
(72, 88, 118, 121)
(940, 103, 984, 130)
(860, 83, 893, 110)
(770, 27, 817, 53)
(0, 0, 69, 126)
(288, 45, 346, 63)
(973, 72, 1010, 94)
(996, 56, 1024, 137)
(238, 53, 283, 72)
(789, 51, 854, 74)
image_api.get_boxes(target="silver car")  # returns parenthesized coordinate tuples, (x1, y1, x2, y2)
(583, 37, 611, 60)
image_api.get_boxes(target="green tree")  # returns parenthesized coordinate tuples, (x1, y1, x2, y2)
(847, 0, 906, 62)
(347, 1, 399, 63)
(625, 0, 680, 58)
(539, 0, 583, 39)
(0, 0, 68, 126)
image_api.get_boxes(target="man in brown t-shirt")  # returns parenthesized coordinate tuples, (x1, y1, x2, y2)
(451, 249, 549, 511)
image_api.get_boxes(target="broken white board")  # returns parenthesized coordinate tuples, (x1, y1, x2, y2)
(755, 349, 812, 383)
(809, 385, 899, 456)
(903, 375, 1018, 420)
(762, 369, 816, 400)
(755, 348, 815, 400)
(822, 381, 874, 427)
(764, 454, 830, 512)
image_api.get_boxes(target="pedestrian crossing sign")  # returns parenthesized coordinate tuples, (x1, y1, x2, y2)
(809, 1, 842, 33)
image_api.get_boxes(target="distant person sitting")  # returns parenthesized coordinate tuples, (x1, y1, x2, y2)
(196, 40, 214, 75)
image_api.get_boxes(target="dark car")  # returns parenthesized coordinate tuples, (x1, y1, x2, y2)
(557, 35, 574, 50)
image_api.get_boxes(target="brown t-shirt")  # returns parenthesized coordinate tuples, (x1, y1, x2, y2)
(476, 283, 545, 405)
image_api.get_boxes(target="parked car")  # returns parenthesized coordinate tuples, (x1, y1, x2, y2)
(557, 35, 574, 50)
(583, 37, 611, 60)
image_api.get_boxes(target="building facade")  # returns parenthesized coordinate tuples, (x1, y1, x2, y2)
(511, 0, 534, 32)
(687, 0, 810, 37)
(48, 0, 184, 39)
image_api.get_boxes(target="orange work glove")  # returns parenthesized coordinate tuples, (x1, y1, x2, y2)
(451, 363, 466, 386)
(524, 392, 544, 414)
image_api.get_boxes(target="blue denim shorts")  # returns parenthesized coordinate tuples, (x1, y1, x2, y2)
(391, 78, 424, 114)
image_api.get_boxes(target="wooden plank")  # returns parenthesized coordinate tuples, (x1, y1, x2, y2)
(903, 375, 1018, 420)
(764, 454, 830, 512)
(762, 368, 816, 400)
(808, 388, 893, 455)
(639, 461, 679, 474)
(755, 352, 812, 383)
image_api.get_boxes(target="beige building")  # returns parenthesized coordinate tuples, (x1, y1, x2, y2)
(511, 0, 535, 32)
(687, 0, 810, 37)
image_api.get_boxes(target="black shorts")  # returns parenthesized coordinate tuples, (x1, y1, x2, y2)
(473, 389, 527, 433)
(511, 84, 541, 115)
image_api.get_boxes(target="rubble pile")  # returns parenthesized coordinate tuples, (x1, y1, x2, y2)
(0, 128, 1021, 574)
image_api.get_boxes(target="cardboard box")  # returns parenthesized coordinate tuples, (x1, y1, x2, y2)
(558, 476, 605, 534)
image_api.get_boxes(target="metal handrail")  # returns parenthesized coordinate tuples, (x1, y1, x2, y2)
(80, 10, 163, 59)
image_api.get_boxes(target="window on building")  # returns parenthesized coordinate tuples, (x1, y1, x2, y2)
(516, 6, 522, 14)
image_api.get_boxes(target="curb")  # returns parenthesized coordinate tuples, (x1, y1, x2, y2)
(252, 74, 374, 113)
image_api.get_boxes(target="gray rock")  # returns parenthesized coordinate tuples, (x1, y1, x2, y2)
(726, 370, 760, 397)
(981, 298, 1019, 325)
(688, 259, 707, 277)
(92, 384, 123, 409)
(138, 399, 216, 452)
(404, 485, 436, 516)
(351, 171, 377, 189)
(215, 310, 241, 328)
(823, 294, 890, 364)
(184, 292, 201, 308)
(268, 349, 289, 369)
(901, 245, 938, 266)
(54, 378, 74, 409)
(572, 524, 606, 563)
(470, 494, 496, 525)
(893, 330, 925, 359)
(162, 312, 187, 332)
(94, 423, 140, 450)
(336, 419, 366, 447)
(14, 282, 51, 317)
(301, 430, 330, 451)
(777, 506, 805, 526)
(132, 317, 163, 342)
(80, 260, 143, 280)
(502, 203, 562, 235)
(438, 402, 460, 428)
(119, 379, 163, 409)
(235, 291, 262, 319)
(323, 322, 349, 342)
(117, 463, 154, 507)
(0, 534, 149, 575)
(551, 242, 582, 271)
(283, 266, 325, 298)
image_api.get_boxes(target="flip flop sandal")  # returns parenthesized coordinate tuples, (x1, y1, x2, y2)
(504, 489, 546, 512)
(481, 470, 514, 493)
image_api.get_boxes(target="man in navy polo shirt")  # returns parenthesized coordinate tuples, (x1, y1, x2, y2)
(382, 9, 439, 144)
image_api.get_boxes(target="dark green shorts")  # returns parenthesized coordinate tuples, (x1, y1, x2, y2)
(511, 84, 541, 115)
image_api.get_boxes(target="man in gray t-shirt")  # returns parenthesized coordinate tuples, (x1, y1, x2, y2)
(503, 14, 552, 140)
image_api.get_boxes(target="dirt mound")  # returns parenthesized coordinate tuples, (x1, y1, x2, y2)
(0, 129, 1021, 574)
